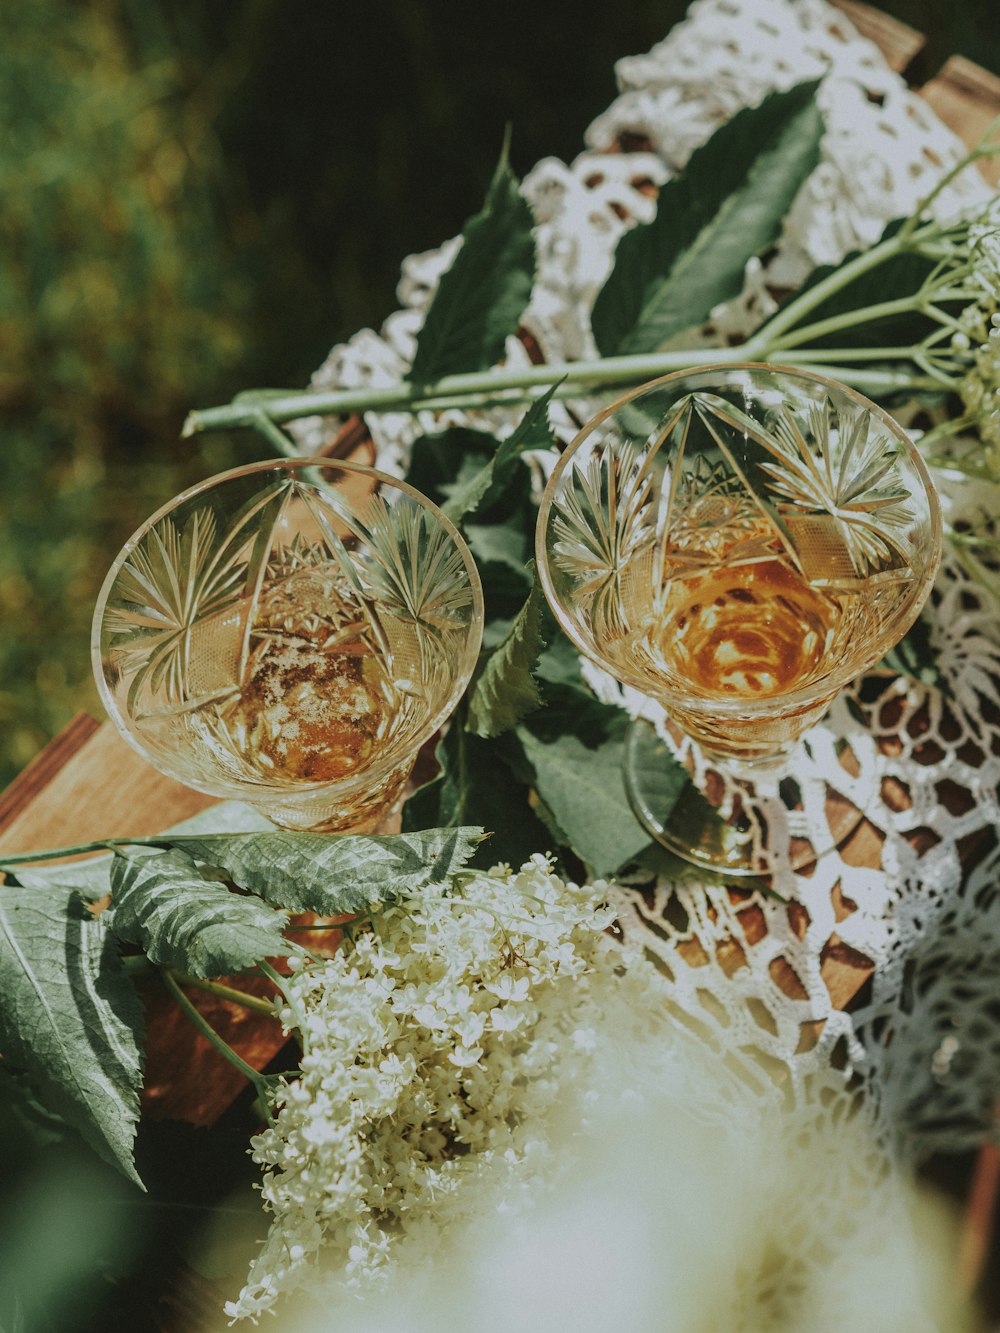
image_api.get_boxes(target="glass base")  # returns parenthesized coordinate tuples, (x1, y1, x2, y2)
(258, 760, 414, 834)
(624, 719, 862, 879)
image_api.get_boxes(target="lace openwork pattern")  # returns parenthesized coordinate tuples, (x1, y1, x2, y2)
(292, 0, 1000, 1202)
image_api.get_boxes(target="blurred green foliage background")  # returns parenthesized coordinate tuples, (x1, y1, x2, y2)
(2, 0, 999, 789)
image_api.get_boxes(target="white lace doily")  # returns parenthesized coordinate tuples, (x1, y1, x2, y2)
(291, 0, 1000, 1178)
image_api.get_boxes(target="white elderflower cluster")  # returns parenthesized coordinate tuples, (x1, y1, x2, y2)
(225, 855, 622, 1323)
(952, 216, 1000, 474)
(957, 307, 1000, 473)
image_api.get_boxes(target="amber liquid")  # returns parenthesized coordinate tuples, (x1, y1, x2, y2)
(189, 567, 403, 787)
(212, 640, 394, 783)
(601, 556, 846, 763)
(638, 558, 842, 701)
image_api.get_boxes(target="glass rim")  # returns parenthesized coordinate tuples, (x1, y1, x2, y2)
(91, 454, 485, 801)
(534, 361, 944, 719)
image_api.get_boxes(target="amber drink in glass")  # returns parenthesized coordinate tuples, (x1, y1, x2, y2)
(93, 458, 483, 832)
(535, 364, 942, 875)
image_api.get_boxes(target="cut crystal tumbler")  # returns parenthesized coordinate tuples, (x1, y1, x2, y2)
(93, 458, 483, 832)
(535, 364, 942, 875)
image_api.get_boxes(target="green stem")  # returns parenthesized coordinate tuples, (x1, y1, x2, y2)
(249, 408, 300, 458)
(182, 347, 946, 441)
(764, 296, 931, 352)
(949, 533, 1000, 600)
(777, 345, 939, 365)
(0, 835, 185, 868)
(258, 958, 290, 993)
(259, 959, 310, 1056)
(915, 411, 979, 455)
(0, 830, 343, 871)
(761, 364, 944, 394)
(174, 970, 280, 1017)
(182, 348, 738, 436)
(161, 968, 277, 1117)
(284, 920, 354, 930)
(741, 229, 916, 352)
(897, 132, 1000, 242)
(122, 954, 278, 1015)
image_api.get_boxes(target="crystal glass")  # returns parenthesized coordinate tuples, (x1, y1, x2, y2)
(93, 457, 484, 832)
(535, 364, 942, 876)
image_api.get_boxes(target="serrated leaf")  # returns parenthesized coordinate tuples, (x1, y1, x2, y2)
(106, 849, 291, 979)
(442, 387, 559, 525)
(0, 886, 144, 1185)
(592, 80, 823, 355)
(514, 685, 656, 878)
(160, 827, 485, 914)
(402, 709, 557, 871)
(408, 144, 536, 383)
(467, 577, 545, 737)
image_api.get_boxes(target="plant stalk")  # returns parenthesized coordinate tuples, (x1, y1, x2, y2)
(173, 970, 281, 1017)
(0, 830, 330, 871)
(740, 229, 913, 351)
(161, 968, 277, 1116)
(182, 348, 740, 436)
(0, 838, 151, 869)
(763, 295, 937, 352)
(122, 954, 278, 1015)
(182, 350, 944, 442)
(258, 959, 310, 1056)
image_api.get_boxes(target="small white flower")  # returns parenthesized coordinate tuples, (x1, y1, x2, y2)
(448, 1043, 484, 1068)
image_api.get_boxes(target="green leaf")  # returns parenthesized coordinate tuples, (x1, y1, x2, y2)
(405, 427, 497, 509)
(535, 607, 585, 688)
(623, 719, 719, 857)
(465, 521, 533, 578)
(478, 559, 538, 643)
(441, 387, 559, 524)
(402, 709, 557, 871)
(403, 418, 537, 630)
(106, 849, 291, 978)
(467, 576, 545, 738)
(513, 684, 656, 878)
(408, 142, 536, 384)
(0, 1062, 72, 1149)
(159, 827, 486, 914)
(592, 80, 824, 355)
(881, 612, 951, 695)
(0, 886, 144, 1186)
(1, 868, 111, 899)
